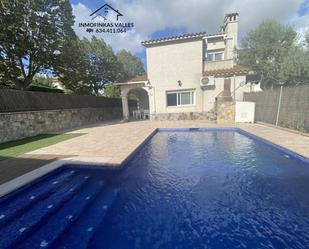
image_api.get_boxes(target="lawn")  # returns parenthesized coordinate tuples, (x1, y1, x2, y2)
(0, 133, 84, 161)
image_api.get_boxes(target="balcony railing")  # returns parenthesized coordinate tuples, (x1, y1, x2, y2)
(204, 59, 234, 71)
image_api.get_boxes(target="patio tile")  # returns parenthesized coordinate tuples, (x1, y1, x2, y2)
(1, 120, 308, 185)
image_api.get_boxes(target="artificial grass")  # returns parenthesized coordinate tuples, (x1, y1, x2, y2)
(0, 133, 84, 161)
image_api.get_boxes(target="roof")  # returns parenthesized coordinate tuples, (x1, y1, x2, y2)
(203, 65, 249, 77)
(114, 74, 148, 86)
(127, 74, 148, 82)
(141, 32, 226, 46)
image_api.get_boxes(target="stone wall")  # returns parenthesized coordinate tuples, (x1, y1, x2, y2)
(150, 111, 216, 121)
(149, 104, 235, 123)
(0, 107, 122, 143)
(216, 102, 235, 124)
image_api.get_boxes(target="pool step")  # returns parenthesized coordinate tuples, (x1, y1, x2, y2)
(58, 186, 120, 249)
(0, 169, 76, 225)
(0, 174, 89, 249)
(17, 179, 105, 249)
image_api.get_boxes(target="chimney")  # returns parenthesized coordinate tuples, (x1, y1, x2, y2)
(221, 13, 239, 46)
(220, 13, 239, 61)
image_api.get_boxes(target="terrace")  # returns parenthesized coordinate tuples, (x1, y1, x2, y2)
(1, 120, 308, 194)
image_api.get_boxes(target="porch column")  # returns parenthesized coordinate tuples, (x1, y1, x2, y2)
(121, 92, 129, 121)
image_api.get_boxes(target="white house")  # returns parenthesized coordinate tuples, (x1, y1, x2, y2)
(117, 13, 251, 121)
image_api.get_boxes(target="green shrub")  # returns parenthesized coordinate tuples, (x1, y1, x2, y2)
(28, 85, 64, 93)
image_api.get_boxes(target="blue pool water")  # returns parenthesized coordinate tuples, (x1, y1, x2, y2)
(0, 129, 309, 249)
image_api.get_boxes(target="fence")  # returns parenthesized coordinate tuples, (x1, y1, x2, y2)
(0, 89, 138, 142)
(0, 89, 136, 112)
(244, 85, 309, 132)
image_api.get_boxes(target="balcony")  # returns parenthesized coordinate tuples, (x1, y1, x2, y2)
(204, 59, 234, 71)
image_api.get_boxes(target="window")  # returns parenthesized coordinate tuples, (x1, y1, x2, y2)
(205, 51, 224, 61)
(167, 90, 195, 107)
(215, 53, 223, 61)
(205, 53, 214, 61)
(167, 93, 177, 106)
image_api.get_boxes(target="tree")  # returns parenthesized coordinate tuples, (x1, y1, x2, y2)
(32, 75, 57, 88)
(279, 47, 309, 85)
(116, 50, 145, 82)
(0, 0, 75, 90)
(57, 37, 121, 96)
(238, 20, 297, 89)
(56, 37, 92, 95)
(305, 32, 309, 49)
(83, 37, 121, 95)
(104, 84, 121, 98)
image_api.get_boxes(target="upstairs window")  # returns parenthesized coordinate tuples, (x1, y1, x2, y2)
(205, 51, 224, 61)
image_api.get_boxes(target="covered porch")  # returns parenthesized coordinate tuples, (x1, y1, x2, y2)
(115, 75, 151, 121)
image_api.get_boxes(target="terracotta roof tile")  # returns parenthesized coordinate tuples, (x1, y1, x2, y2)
(203, 65, 249, 77)
(127, 74, 148, 82)
(141, 32, 226, 46)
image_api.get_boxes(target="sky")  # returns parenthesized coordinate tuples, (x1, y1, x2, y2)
(70, 0, 309, 68)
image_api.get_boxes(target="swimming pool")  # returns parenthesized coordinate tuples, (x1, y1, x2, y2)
(0, 129, 309, 249)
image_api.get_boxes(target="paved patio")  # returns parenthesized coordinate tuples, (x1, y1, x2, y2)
(1, 120, 309, 185)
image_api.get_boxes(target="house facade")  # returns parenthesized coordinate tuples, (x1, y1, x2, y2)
(117, 13, 250, 121)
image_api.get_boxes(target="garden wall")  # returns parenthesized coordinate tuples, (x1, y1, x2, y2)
(0, 108, 122, 143)
(244, 85, 309, 132)
(0, 89, 123, 112)
(0, 89, 135, 143)
(150, 112, 216, 121)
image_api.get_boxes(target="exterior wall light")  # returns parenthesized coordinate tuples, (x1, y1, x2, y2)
(146, 80, 152, 89)
(177, 80, 182, 87)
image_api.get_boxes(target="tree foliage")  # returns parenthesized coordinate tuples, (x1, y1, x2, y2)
(58, 39, 145, 96)
(57, 37, 121, 96)
(83, 37, 121, 95)
(0, 0, 75, 89)
(116, 50, 145, 82)
(238, 20, 309, 89)
(279, 47, 309, 85)
(104, 84, 121, 98)
(305, 32, 309, 49)
(56, 37, 91, 95)
(0, 0, 146, 95)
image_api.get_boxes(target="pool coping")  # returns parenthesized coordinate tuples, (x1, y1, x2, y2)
(0, 127, 308, 198)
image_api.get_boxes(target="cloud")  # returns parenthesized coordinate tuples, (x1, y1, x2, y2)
(291, 14, 309, 46)
(72, 3, 148, 54)
(72, 0, 308, 54)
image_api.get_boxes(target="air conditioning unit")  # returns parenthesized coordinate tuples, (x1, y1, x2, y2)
(200, 76, 215, 87)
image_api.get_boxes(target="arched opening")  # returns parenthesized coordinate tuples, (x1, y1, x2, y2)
(128, 87, 149, 120)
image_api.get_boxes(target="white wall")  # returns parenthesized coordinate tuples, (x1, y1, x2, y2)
(146, 39, 248, 114)
(202, 75, 249, 111)
(145, 14, 245, 115)
(147, 39, 204, 114)
(225, 15, 238, 58)
(207, 38, 225, 51)
(234, 75, 251, 101)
